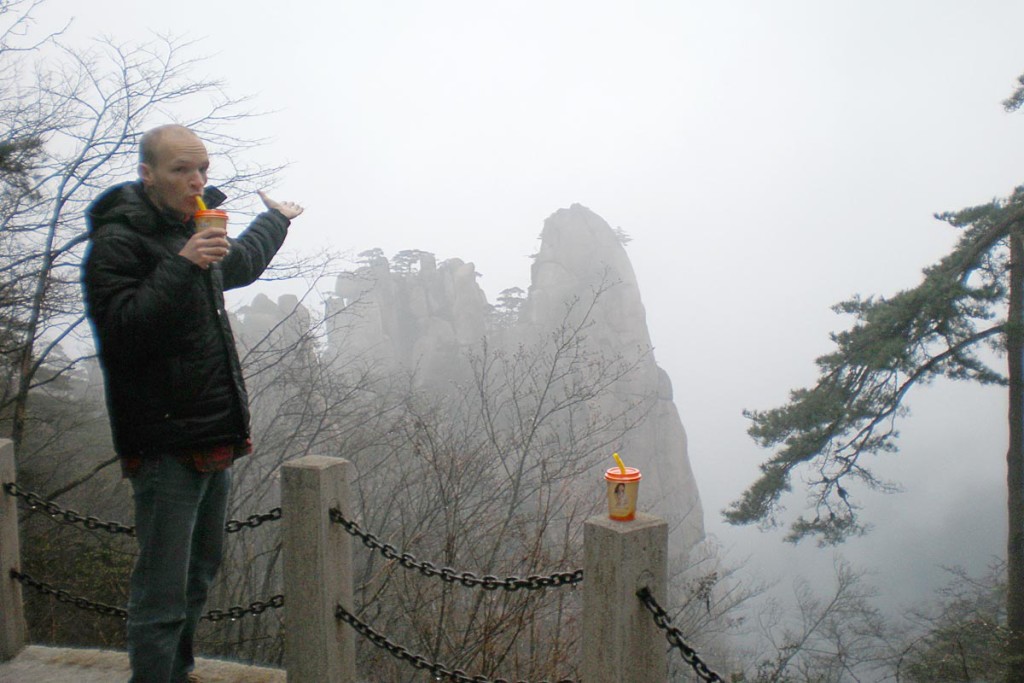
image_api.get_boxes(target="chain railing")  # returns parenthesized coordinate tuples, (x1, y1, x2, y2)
(335, 603, 575, 683)
(224, 506, 282, 533)
(2, 481, 285, 626)
(330, 510, 582, 682)
(9, 568, 284, 622)
(10, 569, 127, 619)
(329, 508, 583, 591)
(2, 481, 281, 535)
(4, 469, 729, 682)
(3, 482, 135, 536)
(636, 586, 726, 683)
(199, 594, 285, 622)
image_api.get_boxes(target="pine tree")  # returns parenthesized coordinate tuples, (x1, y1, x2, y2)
(726, 76, 1024, 682)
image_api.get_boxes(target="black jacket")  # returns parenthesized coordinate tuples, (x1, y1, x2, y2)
(82, 181, 290, 459)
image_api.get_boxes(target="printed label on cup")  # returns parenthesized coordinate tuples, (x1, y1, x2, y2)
(194, 209, 228, 233)
(604, 466, 641, 521)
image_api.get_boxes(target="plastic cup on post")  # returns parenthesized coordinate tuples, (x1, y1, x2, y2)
(604, 466, 641, 521)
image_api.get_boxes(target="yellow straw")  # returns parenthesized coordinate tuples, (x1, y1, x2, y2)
(195, 196, 207, 211)
(612, 452, 627, 475)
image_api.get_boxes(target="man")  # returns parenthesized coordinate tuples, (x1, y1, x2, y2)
(81, 124, 304, 683)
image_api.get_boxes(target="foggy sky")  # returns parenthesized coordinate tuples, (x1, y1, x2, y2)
(36, 0, 1024, 618)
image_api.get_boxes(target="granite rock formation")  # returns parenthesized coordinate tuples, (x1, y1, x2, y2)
(235, 204, 705, 560)
(521, 204, 704, 556)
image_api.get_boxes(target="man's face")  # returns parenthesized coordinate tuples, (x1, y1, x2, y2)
(139, 130, 210, 218)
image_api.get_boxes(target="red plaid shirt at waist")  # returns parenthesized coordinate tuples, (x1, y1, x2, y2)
(121, 439, 253, 478)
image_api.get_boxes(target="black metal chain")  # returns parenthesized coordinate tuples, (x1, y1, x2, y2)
(3, 482, 135, 536)
(10, 568, 127, 618)
(202, 594, 285, 622)
(10, 568, 284, 622)
(335, 603, 575, 683)
(636, 587, 725, 683)
(224, 507, 282, 533)
(329, 508, 583, 591)
(2, 481, 281, 535)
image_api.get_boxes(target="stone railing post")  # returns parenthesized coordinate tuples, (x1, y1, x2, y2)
(582, 512, 668, 683)
(0, 438, 26, 661)
(282, 455, 354, 683)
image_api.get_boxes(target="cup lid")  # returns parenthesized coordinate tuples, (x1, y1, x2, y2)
(604, 466, 641, 482)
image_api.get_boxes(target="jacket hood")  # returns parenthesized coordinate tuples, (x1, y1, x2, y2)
(85, 181, 227, 236)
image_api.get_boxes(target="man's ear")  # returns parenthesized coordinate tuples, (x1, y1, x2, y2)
(138, 163, 152, 185)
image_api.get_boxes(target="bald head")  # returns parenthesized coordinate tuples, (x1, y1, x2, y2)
(139, 124, 202, 167)
(137, 124, 210, 218)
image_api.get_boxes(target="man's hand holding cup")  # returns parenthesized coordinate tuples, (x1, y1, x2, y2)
(180, 226, 230, 270)
(181, 190, 302, 270)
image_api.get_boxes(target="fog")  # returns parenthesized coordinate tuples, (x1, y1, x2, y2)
(37, 0, 1024, 623)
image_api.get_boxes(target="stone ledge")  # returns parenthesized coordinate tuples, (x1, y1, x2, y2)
(0, 645, 286, 683)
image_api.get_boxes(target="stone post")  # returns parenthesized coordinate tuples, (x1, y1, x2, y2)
(282, 455, 354, 683)
(582, 512, 668, 683)
(0, 438, 26, 660)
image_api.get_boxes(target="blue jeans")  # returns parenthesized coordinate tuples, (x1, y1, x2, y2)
(127, 455, 231, 683)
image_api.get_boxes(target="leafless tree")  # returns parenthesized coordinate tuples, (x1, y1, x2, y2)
(188, 275, 664, 678)
(1, 8, 727, 674)
(336, 290, 653, 681)
(734, 557, 897, 683)
(0, 3, 295, 649)
(894, 561, 1009, 682)
(0, 16, 281, 466)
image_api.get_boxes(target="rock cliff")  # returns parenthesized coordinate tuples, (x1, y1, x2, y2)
(522, 204, 704, 556)
(236, 204, 705, 561)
